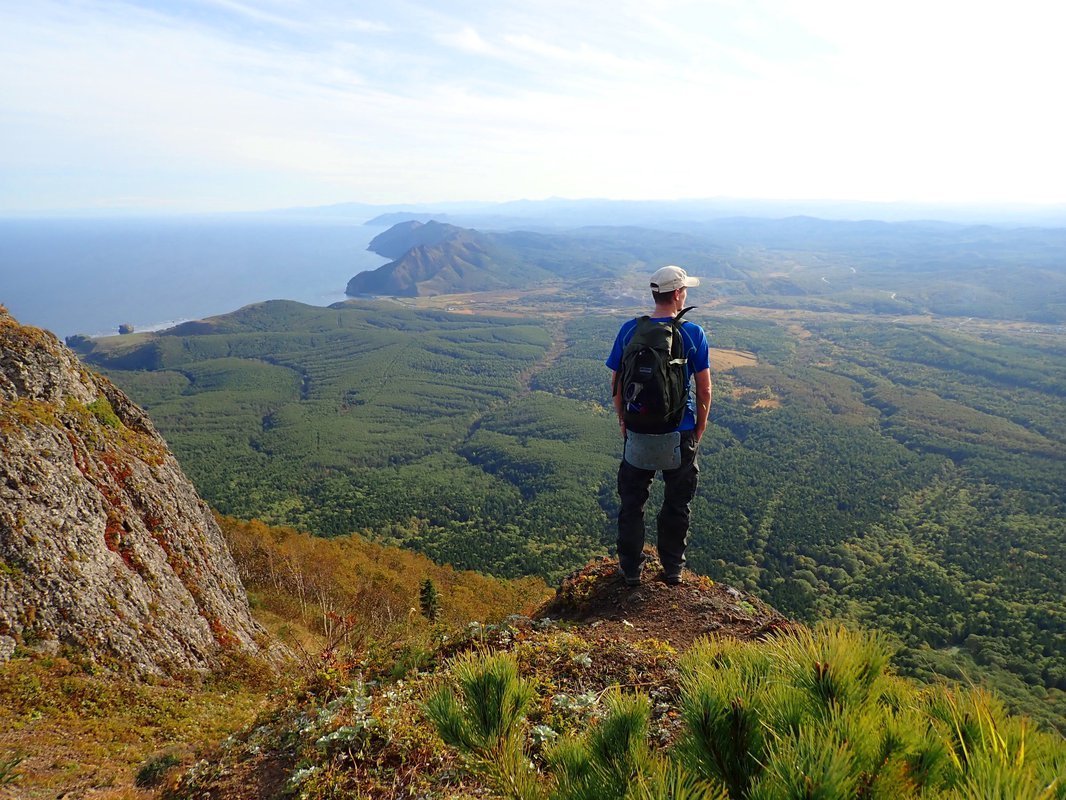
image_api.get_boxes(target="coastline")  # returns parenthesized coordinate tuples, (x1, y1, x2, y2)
(2, 220, 389, 340)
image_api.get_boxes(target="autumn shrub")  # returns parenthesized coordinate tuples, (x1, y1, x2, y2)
(217, 514, 549, 659)
(134, 753, 181, 788)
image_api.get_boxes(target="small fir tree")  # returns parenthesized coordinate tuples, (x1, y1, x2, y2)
(419, 578, 440, 621)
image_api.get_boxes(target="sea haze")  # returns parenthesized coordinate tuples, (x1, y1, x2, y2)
(0, 217, 389, 339)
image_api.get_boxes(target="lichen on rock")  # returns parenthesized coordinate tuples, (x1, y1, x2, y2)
(0, 308, 264, 675)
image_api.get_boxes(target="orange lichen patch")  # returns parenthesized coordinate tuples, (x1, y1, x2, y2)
(708, 347, 758, 371)
(103, 513, 124, 553)
(104, 512, 147, 574)
(209, 618, 240, 649)
(65, 431, 92, 478)
(100, 449, 135, 486)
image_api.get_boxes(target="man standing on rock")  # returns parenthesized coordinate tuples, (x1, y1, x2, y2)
(606, 265, 711, 587)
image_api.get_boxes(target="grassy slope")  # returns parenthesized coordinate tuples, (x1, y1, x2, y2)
(0, 515, 548, 798)
(82, 298, 1066, 732)
(162, 563, 1066, 800)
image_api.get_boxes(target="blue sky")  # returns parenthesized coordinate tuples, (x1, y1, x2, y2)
(2, 0, 1064, 212)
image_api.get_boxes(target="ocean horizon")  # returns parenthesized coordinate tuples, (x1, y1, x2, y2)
(0, 217, 389, 340)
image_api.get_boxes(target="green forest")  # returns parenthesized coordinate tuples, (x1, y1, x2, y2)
(81, 298, 1066, 731)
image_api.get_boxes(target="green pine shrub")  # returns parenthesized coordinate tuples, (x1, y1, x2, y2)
(631, 758, 728, 800)
(675, 624, 1065, 799)
(425, 625, 1065, 799)
(0, 754, 22, 787)
(547, 690, 654, 800)
(419, 577, 441, 621)
(424, 650, 540, 799)
(675, 636, 799, 796)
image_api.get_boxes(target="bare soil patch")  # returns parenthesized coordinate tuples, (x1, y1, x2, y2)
(730, 385, 782, 410)
(708, 347, 758, 370)
(535, 552, 795, 652)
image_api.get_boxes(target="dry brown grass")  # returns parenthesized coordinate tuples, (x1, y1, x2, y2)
(0, 654, 271, 800)
(708, 347, 758, 370)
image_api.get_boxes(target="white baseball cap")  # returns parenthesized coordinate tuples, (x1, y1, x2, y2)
(650, 265, 700, 293)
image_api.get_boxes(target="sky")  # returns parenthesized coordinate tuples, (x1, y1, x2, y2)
(2, 0, 1065, 213)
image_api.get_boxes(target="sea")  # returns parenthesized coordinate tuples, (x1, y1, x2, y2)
(0, 216, 390, 340)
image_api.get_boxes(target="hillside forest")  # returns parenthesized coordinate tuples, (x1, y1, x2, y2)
(75, 289, 1066, 733)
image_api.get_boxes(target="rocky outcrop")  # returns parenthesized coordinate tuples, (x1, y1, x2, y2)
(0, 306, 263, 675)
(534, 553, 795, 652)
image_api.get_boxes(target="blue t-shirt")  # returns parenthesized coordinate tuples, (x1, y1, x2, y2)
(606, 317, 710, 431)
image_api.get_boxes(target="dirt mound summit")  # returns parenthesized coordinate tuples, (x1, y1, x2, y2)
(535, 552, 795, 651)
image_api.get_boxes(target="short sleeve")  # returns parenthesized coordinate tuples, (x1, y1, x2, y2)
(684, 322, 710, 373)
(605, 321, 634, 371)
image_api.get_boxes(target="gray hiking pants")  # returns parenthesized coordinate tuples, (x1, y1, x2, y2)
(616, 429, 699, 577)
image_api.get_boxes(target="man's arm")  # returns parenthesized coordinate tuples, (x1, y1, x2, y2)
(611, 370, 626, 438)
(693, 368, 712, 443)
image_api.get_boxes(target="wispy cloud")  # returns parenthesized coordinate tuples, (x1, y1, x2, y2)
(434, 25, 499, 56)
(1, 0, 1064, 211)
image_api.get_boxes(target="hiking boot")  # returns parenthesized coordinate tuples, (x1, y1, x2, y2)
(618, 554, 647, 587)
(662, 571, 683, 586)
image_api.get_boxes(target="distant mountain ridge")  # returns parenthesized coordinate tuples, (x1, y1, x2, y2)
(344, 216, 1066, 322)
(348, 220, 562, 296)
(259, 196, 1066, 227)
(364, 219, 460, 259)
(346, 219, 744, 297)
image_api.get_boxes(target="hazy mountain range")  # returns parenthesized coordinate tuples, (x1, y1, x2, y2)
(278, 196, 1066, 228)
(346, 217, 1066, 323)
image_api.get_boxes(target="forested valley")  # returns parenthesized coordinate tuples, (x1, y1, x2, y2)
(79, 296, 1066, 731)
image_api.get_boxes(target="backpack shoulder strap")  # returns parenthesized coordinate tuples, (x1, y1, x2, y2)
(613, 317, 647, 396)
(669, 307, 697, 368)
(672, 306, 696, 325)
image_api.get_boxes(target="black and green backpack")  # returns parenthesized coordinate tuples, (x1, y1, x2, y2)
(614, 307, 694, 434)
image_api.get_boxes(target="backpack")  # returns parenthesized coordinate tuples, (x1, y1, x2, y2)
(613, 307, 695, 434)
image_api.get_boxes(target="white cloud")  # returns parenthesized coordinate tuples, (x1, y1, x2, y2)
(434, 25, 499, 56)
(1, 0, 1064, 210)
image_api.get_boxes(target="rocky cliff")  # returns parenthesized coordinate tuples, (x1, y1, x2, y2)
(0, 306, 263, 675)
